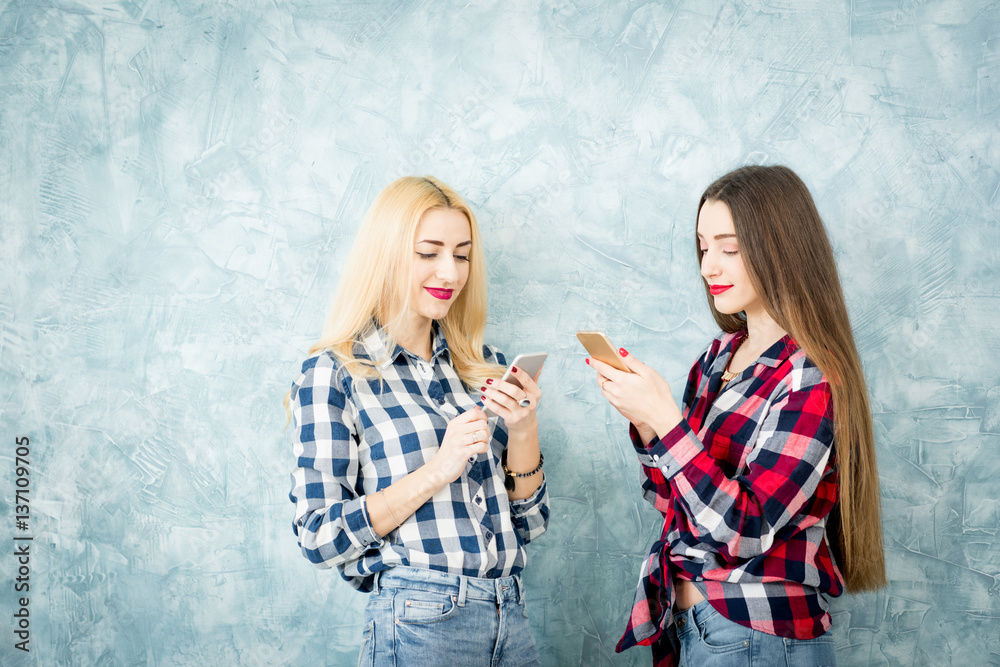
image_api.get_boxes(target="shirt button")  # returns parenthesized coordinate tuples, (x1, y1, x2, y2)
(484, 530, 493, 540)
(475, 496, 483, 504)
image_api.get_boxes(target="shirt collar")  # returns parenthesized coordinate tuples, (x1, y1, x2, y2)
(357, 321, 451, 369)
(757, 334, 798, 367)
(723, 330, 799, 369)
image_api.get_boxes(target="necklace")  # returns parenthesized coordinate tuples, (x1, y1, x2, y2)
(721, 330, 748, 383)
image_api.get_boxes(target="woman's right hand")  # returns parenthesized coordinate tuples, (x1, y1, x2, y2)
(587, 349, 683, 443)
(431, 408, 490, 484)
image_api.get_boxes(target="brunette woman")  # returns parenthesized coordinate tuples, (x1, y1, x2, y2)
(287, 176, 547, 666)
(586, 165, 885, 666)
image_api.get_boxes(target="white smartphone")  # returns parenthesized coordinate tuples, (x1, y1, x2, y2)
(484, 352, 547, 418)
(576, 331, 631, 373)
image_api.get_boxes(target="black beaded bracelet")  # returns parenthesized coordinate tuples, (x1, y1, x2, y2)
(502, 452, 544, 491)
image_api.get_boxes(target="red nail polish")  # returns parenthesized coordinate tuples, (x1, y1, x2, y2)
(585, 359, 590, 365)
(511, 366, 518, 373)
(486, 379, 493, 385)
(480, 386, 486, 391)
(481, 395, 486, 401)
(619, 348, 628, 357)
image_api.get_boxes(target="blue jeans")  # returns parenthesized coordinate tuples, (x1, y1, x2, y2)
(358, 566, 541, 667)
(673, 601, 837, 667)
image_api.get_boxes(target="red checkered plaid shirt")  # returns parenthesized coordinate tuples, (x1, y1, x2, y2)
(616, 332, 844, 666)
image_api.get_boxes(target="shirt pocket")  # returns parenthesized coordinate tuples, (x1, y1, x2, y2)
(707, 388, 778, 475)
(704, 418, 763, 478)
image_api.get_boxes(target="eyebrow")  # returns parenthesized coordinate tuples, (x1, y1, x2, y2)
(696, 233, 738, 241)
(416, 239, 472, 247)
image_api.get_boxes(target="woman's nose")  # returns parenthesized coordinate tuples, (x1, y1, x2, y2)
(436, 257, 459, 282)
(701, 252, 720, 279)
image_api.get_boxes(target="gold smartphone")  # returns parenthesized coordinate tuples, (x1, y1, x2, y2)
(576, 331, 631, 373)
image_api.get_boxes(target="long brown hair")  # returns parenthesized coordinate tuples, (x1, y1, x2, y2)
(699, 165, 886, 591)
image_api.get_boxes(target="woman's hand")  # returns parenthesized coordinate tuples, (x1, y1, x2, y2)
(587, 348, 683, 443)
(482, 365, 543, 499)
(431, 408, 491, 485)
(368, 408, 490, 536)
(480, 365, 541, 436)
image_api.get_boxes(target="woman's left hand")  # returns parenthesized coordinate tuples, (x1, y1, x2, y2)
(587, 348, 683, 442)
(480, 365, 541, 435)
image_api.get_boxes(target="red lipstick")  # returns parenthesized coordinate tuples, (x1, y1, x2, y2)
(425, 287, 454, 300)
(709, 284, 733, 295)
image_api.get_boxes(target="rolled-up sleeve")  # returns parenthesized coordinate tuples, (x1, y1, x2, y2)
(289, 354, 382, 568)
(508, 475, 549, 544)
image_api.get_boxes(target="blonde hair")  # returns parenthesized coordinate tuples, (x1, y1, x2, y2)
(306, 175, 502, 389)
(699, 165, 887, 592)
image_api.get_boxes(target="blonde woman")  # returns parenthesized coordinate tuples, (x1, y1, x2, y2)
(586, 166, 886, 666)
(287, 176, 547, 666)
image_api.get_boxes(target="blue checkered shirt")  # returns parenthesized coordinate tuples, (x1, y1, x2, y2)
(288, 325, 549, 591)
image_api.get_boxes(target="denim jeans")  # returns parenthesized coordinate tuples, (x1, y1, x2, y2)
(673, 600, 837, 667)
(358, 566, 541, 667)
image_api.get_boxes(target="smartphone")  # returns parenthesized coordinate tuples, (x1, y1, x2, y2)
(484, 352, 547, 418)
(576, 331, 631, 373)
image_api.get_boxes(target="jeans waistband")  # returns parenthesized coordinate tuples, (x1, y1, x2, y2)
(372, 566, 523, 607)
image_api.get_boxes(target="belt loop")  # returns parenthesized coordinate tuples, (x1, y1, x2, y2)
(372, 570, 381, 595)
(457, 575, 468, 607)
(514, 574, 524, 604)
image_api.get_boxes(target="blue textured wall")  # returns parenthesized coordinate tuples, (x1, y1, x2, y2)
(2, 1, 998, 665)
